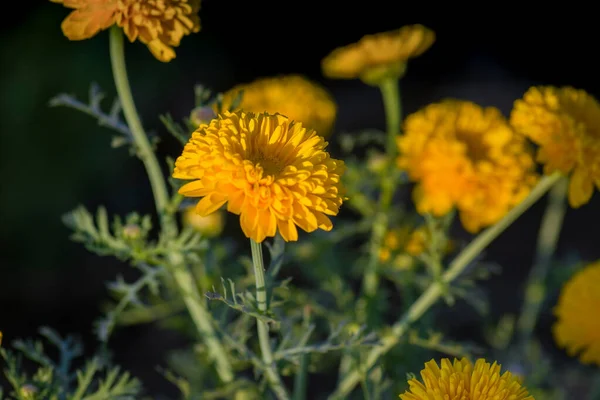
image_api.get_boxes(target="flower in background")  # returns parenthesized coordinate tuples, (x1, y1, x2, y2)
(50, 0, 201, 62)
(510, 86, 600, 207)
(553, 261, 600, 365)
(321, 25, 435, 85)
(400, 358, 534, 400)
(173, 111, 345, 243)
(398, 100, 537, 233)
(217, 75, 337, 138)
(183, 206, 225, 238)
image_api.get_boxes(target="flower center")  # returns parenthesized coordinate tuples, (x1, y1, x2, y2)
(251, 150, 284, 176)
(456, 130, 489, 163)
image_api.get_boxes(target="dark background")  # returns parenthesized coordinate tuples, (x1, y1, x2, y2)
(1, 1, 599, 397)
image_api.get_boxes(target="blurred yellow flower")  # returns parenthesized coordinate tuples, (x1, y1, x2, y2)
(510, 86, 600, 207)
(321, 25, 435, 85)
(553, 261, 600, 365)
(400, 358, 534, 400)
(183, 206, 225, 238)
(218, 75, 337, 138)
(51, 0, 201, 62)
(398, 100, 537, 233)
(173, 111, 345, 243)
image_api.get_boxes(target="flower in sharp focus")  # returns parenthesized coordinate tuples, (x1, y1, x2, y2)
(50, 0, 201, 62)
(217, 75, 338, 138)
(553, 261, 600, 365)
(398, 100, 538, 233)
(510, 86, 600, 207)
(321, 25, 435, 85)
(182, 206, 225, 238)
(173, 111, 346, 243)
(400, 358, 534, 400)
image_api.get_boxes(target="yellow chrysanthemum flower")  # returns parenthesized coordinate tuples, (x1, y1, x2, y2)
(51, 0, 201, 62)
(398, 100, 538, 233)
(183, 206, 225, 238)
(510, 86, 600, 207)
(400, 358, 534, 400)
(553, 261, 600, 365)
(321, 25, 435, 85)
(173, 111, 346, 243)
(218, 75, 337, 138)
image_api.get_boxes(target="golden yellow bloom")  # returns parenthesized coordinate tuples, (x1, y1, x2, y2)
(51, 0, 201, 62)
(398, 100, 537, 233)
(510, 86, 600, 207)
(400, 358, 534, 400)
(183, 206, 225, 238)
(218, 75, 337, 138)
(553, 261, 600, 365)
(321, 25, 435, 85)
(173, 111, 345, 243)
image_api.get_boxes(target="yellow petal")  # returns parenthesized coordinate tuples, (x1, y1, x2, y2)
(568, 167, 594, 208)
(195, 193, 227, 216)
(146, 38, 176, 62)
(277, 219, 298, 242)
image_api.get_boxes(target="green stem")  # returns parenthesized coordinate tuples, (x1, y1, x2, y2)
(517, 177, 568, 342)
(109, 26, 234, 383)
(379, 78, 402, 155)
(109, 26, 175, 237)
(361, 78, 402, 298)
(292, 308, 311, 400)
(250, 240, 290, 400)
(171, 256, 234, 383)
(328, 173, 562, 399)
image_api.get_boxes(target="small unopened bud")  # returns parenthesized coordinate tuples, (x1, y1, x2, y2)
(123, 224, 142, 240)
(367, 152, 389, 173)
(190, 106, 217, 127)
(20, 384, 38, 399)
(183, 207, 225, 238)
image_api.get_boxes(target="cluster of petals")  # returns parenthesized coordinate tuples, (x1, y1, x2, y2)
(510, 86, 600, 207)
(553, 261, 600, 365)
(397, 100, 538, 233)
(321, 24, 435, 84)
(51, 0, 201, 62)
(173, 111, 345, 243)
(400, 358, 534, 400)
(218, 75, 338, 138)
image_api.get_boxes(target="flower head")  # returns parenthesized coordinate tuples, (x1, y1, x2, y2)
(400, 358, 534, 400)
(398, 100, 537, 233)
(218, 75, 337, 138)
(510, 86, 600, 207)
(51, 0, 201, 62)
(173, 111, 345, 243)
(553, 261, 600, 365)
(321, 25, 435, 85)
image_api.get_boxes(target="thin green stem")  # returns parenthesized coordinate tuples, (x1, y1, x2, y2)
(328, 173, 562, 399)
(292, 308, 311, 400)
(171, 259, 234, 383)
(250, 240, 290, 400)
(109, 26, 175, 237)
(361, 78, 402, 299)
(517, 177, 568, 342)
(109, 26, 234, 383)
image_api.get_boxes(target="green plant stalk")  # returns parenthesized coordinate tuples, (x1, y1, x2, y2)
(517, 177, 568, 342)
(171, 260, 234, 383)
(109, 26, 234, 383)
(361, 78, 402, 298)
(250, 240, 290, 400)
(329, 173, 562, 399)
(109, 26, 176, 237)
